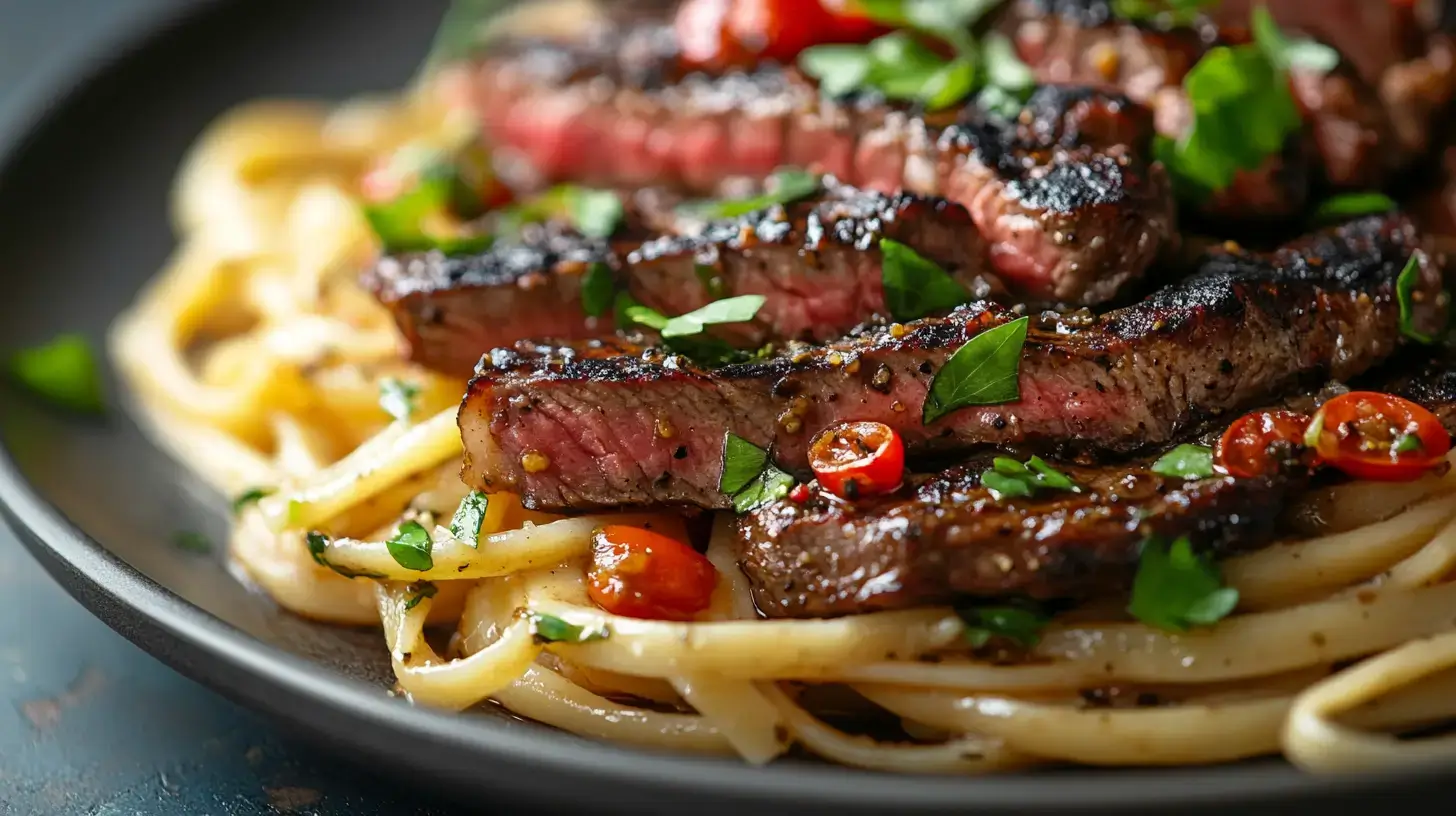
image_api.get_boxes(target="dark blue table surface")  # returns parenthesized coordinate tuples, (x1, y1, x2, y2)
(0, 2, 459, 813)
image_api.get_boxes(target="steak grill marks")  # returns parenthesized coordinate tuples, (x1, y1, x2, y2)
(447, 30, 1175, 305)
(460, 214, 1446, 513)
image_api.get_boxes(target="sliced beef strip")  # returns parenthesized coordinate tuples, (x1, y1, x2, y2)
(441, 30, 1175, 300)
(738, 356, 1456, 619)
(460, 215, 1446, 512)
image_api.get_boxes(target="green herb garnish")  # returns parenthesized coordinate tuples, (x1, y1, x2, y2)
(1312, 192, 1397, 224)
(1150, 444, 1215, 480)
(172, 531, 212, 553)
(980, 455, 1079, 500)
(566, 188, 623, 238)
(580, 262, 615, 318)
(957, 604, 1049, 648)
(1394, 432, 1425, 455)
(682, 169, 821, 220)
(1251, 5, 1340, 73)
(403, 581, 438, 611)
(232, 487, 275, 516)
(922, 316, 1029, 424)
(1111, 0, 1216, 26)
(449, 490, 489, 547)
(386, 520, 435, 572)
(10, 334, 105, 414)
(362, 146, 493, 255)
(1397, 250, 1436, 344)
(529, 612, 609, 644)
(661, 296, 767, 338)
(1128, 536, 1240, 632)
(614, 293, 767, 367)
(720, 433, 797, 514)
(306, 531, 331, 567)
(379, 378, 420, 421)
(880, 239, 971, 322)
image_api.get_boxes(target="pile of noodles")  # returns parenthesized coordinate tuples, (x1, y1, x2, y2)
(109, 81, 1456, 774)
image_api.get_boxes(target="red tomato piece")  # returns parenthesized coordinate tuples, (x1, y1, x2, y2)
(808, 420, 905, 499)
(587, 525, 718, 622)
(675, 0, 885, 70)
(1306, 391, 1451, 481)
(1215, 410, 1311, 479)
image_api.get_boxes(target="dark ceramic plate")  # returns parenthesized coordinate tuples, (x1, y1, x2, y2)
(1, 1, 1452, 812)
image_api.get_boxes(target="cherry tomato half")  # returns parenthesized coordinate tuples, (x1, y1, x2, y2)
(808, 420, 905, 500)
(1215, 410, 1311, 478)
(1306, 392, 1451, 481)
(675, 0, 886, 70)
(587, 525, 718, 622)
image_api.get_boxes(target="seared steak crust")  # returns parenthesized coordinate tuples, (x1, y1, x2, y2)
(460, 215, 1445, 512)
(737, 459, 1288, 617)
(446, 32, 1174, 303)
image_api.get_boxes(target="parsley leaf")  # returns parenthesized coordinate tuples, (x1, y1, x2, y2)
(172, 531, 212, 553)
(662, 296, 766, 338)
(881, 240, 972, 321)
(580, 262, 615, 318)
(10, 334, 105, 414)
(1312, 192, 1397, 224)
(379, 378, 420, 421)
(957, 604, 1049, 648)
(1150, 444, 1215, 480)
(980, 455, 1079, 500)
(799, 46, 875, 98)
(1397, 250, 1436, 344)
(403, 581, 438, 611)
(720, 433, 797, 513)
(449, 490, 489, 547)
(529, 612, 609, 644)
(1128, 536, 1240, 632)
(922, 316, 1029, 424)
(386, 520, 434, 571)
(682, 169, 822, 220)
(232, 487, 275, 516)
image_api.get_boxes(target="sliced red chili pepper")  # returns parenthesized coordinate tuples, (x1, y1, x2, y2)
(1306, 391, 1451, 481)
(808, 420, 905, 500)
(587, 525, 718, 622)
(1215, 410, 1311, 478)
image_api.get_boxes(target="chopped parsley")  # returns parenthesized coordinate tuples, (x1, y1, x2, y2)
(1128, 536, 1240, 632)
(403, 581, 438, 611)
(379, 378, 420, 421)
(231, 487, 275, 516)
(922, 316, 1029, 424)
(1397, 250, 1436, 344)
(529, 612, 609, 645)
(1150, 444, 1215, 480)
(980, 455, 1079, 500)
(1312, 192, 1397, 225)
(172, 531, 212, 553)
(681, 169, 821, 220)
(720, 433, 797, 514)
(580, 262, 615, 318)
(449, 490, 489, 547)
(386, 520, 435, 572)
(10, 334, 105, 414)
(957, 604, 1049, 648)
(880, 239, 971, 322)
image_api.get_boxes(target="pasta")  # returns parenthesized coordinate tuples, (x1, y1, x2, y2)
(109, 81, 1456, 775)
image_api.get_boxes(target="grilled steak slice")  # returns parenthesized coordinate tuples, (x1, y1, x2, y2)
(737, 457, 1290, 618)
(460, 215, 1446, 512)
(364, 229, 617, 377)
(443, 31, 1174, 302)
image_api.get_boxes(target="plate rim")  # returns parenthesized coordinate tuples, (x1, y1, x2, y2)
(0, 1, 1450, 811)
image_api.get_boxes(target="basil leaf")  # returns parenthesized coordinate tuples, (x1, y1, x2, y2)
(880, 240, 971, 321)
(614, 292, 670, 332)
(403, 581, 438, 611)
(976, 84, 1027, 120)
(684, 169, 821, 220)
(981, 470, 1033, 499)
(957, 604, 1049, 648)
(981, 454, 1078, 499)
(449, 490, 489, 547)
(661, 295, 766, 338)
(1252, 5, 1339, 74)
(529, 612, 609, 644)
(232, 487, 275, 516)
(386, 520, 435, 571)
(923, 316, 1030, 424)
(1150, 444, 1215, 480)
(1312, 192, 1397, 224)
(920, 57, 978, 110)
(1128, 536, 1239, 632)
(379, 377, 420, 421)
(799, 45, 875, 98)
(1394, 432, 1425, 455)
(10, 333, 105, 414)
(981, 33, 1033, 93)
(1397, 250, 1436, 344)
(172, 531, 212, 553)
(566, 187, 623, 238)
(1111, 0, 1215, 26)
(905, 0, 1003, 32)
(720, 433, 770, 495)
(732, 466, 797, 514)
(580, 262, 615, 318)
